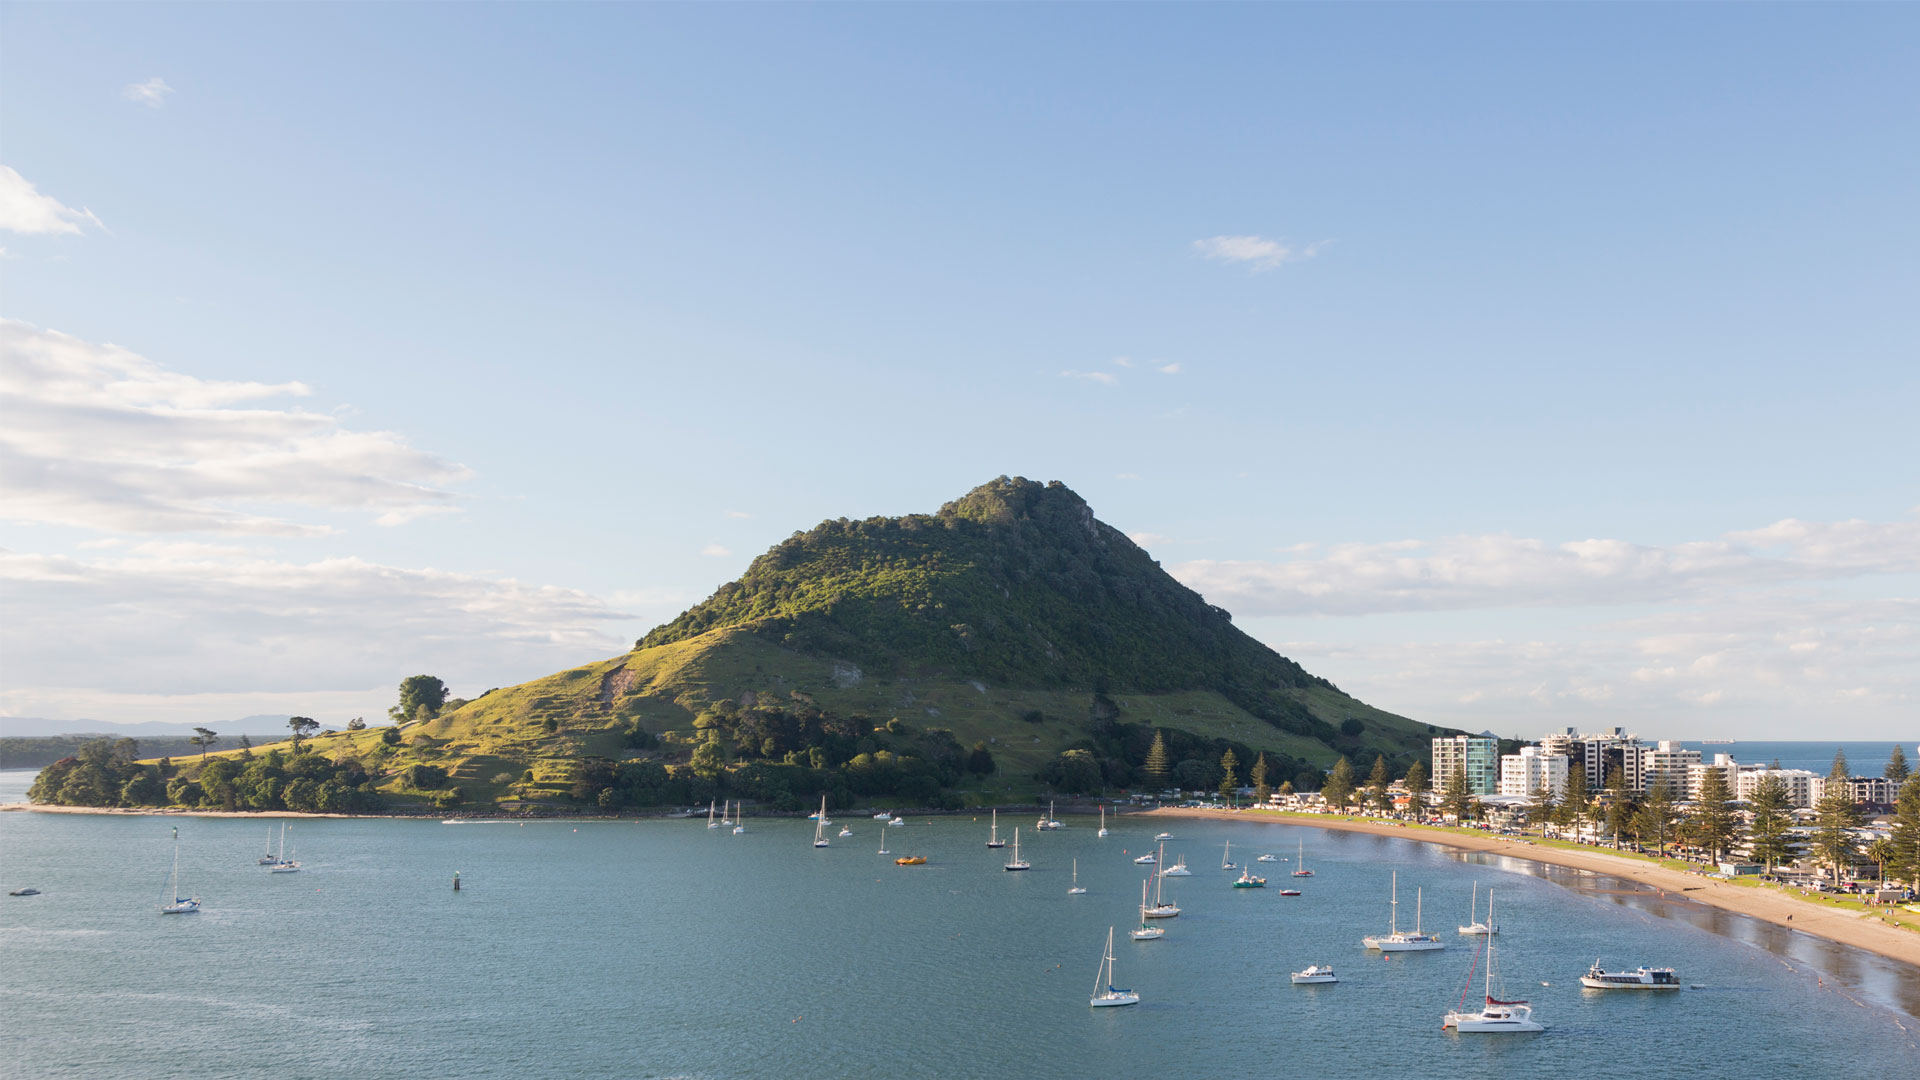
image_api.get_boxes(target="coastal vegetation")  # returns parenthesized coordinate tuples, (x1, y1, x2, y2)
(26, 738, 382, 812)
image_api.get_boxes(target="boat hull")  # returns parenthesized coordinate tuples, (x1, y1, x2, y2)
(1142, 905, 1180, 919)
(1290, 974, 1337, 984)
(1580, 977, 1681, 990)
(1364, 936, 1445, 951)
(1089, 991, 1139, 1007)
(1444, 1008, 1543, 1033)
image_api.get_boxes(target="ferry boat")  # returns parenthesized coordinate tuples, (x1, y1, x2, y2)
(1580, 961, 1681, 989)
(1290, 965, 1337, 984)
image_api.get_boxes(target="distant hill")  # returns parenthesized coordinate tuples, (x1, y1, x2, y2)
(217, 478, 1454, 809)
(0, 715, 290, 738)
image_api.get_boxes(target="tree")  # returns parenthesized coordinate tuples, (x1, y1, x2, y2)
(1887, 777, 1920, 889)
(1866, 837, 1894, 883)
(188, 727, 219, 762)
(1687, 767, 1738, 865)
(1634, 780, 1679, 856)
(1812, 751, 1864, 883)
(1322, 757, 1356, 812)
(1603, 765, 1636, 845)
(1366, 755, 1391, 814)
(1440, 766, 1472, 822)
(346, 717, 367, 731)
(1886, 744, 1911, 783)
(1251, 752, 1271, 806)
(239, 734, 253, 750)
(1142, 730, 1171, 787)
(1402, 761, 1428, 820)
(393, 675, 449, 724)
(1746, 773, 1800, 874)
(1559, 766, 1592, 840)
(1529, 781, 1557, 836)
(1217, 749, 1239, 803)
(1278, 779, 1295, 798)
(286, 717, 319, 751)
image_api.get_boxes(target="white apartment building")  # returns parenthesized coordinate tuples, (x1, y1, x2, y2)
(1809, 775, 1906, 806)
(1734, 768, 1820, 809)
(1498, 746, 1569, 799)
(1682, 754, 1740, 800)
(1540, 727, 1646, 791)
(1432, 732, 1501, 796)
(1641, 741, 1702, 797)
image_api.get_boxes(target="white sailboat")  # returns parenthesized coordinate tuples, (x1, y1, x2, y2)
(1291, 837, 1314, 877)
(1088, 927, 1140, 1007)
(1128, 879, 1165, 940)
(1098, 805, 1108, 837)
(707, 799, 719, 829)
(838, 824, 853, 837)
(1159, 853, 1191, 877)
(873, 811, 891, 820)
(813, 796, 830, 848)
(159, 826, 199, 914)
(1143, 844, 1179, 918)
(1068, 858, 1086, 895)
(1459, 881, 1495, 935)
(1443, 892, 1542, 1032)
(1037, 799, 1062, 830)
(732, 801, 746, 834)
(1220, 841, 1236, 871)
(1004, 828, 1030, 871)
(256, 824, 276, 865)
(267, 822, 301, 873)
(720, 800, 732, 826)
(986, 808, 1006, 849)
(877, 821, 889, 856)
(1362, 871, 1444, 951)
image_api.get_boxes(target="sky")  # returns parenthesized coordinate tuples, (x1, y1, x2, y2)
(2, 3, 1916, 741)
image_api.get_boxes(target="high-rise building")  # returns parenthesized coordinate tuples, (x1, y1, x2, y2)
(1642, 741, 1702, 797)
(1734, 768, 1820, 809)
(1432, 732, 1500, 796)
(1682, 754, 1740, 801)
(1498, 746, 1569, 799)
(1540, 727, 1645, 791)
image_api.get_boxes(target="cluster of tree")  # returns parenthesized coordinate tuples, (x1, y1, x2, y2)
(0, 733, 281, 770)
(633, 478, 1353, 745)
(28, 740, 384, 813)
(1039, 705, 1324, 798)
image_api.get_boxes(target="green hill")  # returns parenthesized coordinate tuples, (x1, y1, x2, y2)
(302, 477, 1447, 809)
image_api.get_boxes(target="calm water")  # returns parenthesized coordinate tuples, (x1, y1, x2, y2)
(2, 771, 1916, 1076)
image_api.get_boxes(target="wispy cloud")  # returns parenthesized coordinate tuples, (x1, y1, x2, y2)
(122, 77, 174, 108)
(1192, 234, 1327, 271)
(701, 543, 732, 557)
(0, 319, 470, 534)
(1111, 356, 1134, 368)
(0, 167, 104, 235)
(724, 510, 752, 519)
(1060, 369, 1118, 386)
(1157, 362, 1183, 375)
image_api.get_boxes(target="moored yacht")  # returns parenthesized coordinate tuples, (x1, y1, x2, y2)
(1443, 892, 1543, 1033)
(1290, 965, 1337, 984)
(1362, 871, 1444, 951)
(1581, 961, 1681, 989)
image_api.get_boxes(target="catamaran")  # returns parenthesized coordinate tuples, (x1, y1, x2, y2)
(1069, 858, 1086, 895)
(267, 822, 301, 873)
(1291, 837, 1314, 877)
(159, 827, 199, 914)
(1362, 871, 1444, 951)
(1128, 879, 1166, 940)
(1004, 828, 1030, 871)
(986, 808, 1006, 849)
(813, 796, 831, 848)
(1089, 927, 1139, 1007)
(1143, 844, 1179, 918)
(1133, 850, 1157, 865)
(1459, 881, 1495, 935)
(1098, 805, 1109, 837)
(1037, 800, 1062, 830)
(1443, 893, 1543, 1032)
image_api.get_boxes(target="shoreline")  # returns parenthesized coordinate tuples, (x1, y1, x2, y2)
(1144, 806, 1920, 970)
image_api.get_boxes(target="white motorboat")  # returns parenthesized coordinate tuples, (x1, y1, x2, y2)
(159, 826, 200, 914)
(1459, 881, 1495, 935)
(1443, 893, 1543, 1033)
(1089, 927, 1139, 1007)
(813, 796, 830, 848)
(888, 817, 904, 826)
(1003, 828, 1030, 871)
(1290, 965, 1338, 984)
(1128, 879, 1166, 940)
(1143, 844, 1179, 918)
(1256, 853, 1278, 863)
(986, 808, 1006, 849)
(1133, 852, 1158, 865)
(1581, 961, 1681, 990)
(1068, 858, 1086, 895)
(838, 826, 852, 837)
(1154, 832, 1173, 841)
(1098, 805, 1109, 837)
(1362, 871, 1444, 951)
(873, 812, 892, 820)
(1159, 854, 1191, 877)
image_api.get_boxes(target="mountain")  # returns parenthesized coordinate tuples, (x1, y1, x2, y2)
(271, 478, 1448, 808)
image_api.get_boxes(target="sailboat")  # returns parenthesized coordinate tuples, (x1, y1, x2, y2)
(1459, 881, 1495, 935)
(707, 799, 720, 829)
(1143, 844, 1179, 918)
(1037, 800, 1062, 830)
(1362, 871, 1444, 951)
(1088, 927, 1140, 1007)
(267, 822, 301, 873)
(720, 801, 732, 826)
(256, 824, 276, 865)
(1443, 892, 1542, 1032)
(986, 808, 1006, 849)
(813, 796, 830, 848)
(1003, 828, 1030, 871)
(732, 802, 746, 834)
(1068, 858, 1087, 895)
(838, 823, 853, 837)
(877, 821, 890, 855)
(1220, 841, 1236, 871)
(159, 826, 199, 914)
(1098, 805, 1109, 837)
(1128, 879, 1166, 940)
(1291, 837, 1314, 877)
(1159, 853, 1191, 877)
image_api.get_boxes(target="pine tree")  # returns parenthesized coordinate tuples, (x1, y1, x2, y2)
(1687, 766, 1738, 865)
(1886, 744, 1911, 783)
(1529, 781, 1557, 836)
(1402, 761, 1428, 819)
(1887, 776, 1920, 889)
(1441, 765, 1473, 822)
(1251, 753, 1271, 807)
(1218, 749, 1239, 803)
(1560, 766, 1592, 840)
(1367, 755, 1391, 814)
(1634, 779, 1679, 856)
(1142, 730, 1170, 787)
(1745, 773, 1800, 874)
(1323, 757, 1356, 811)
(1604, 765, 1636, 844)
(1813, 750, 1864, 884)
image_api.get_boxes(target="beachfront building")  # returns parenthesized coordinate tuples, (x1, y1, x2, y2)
(1498, 745, 1569, 799)
(1734, 768, 1821, 809)
(1540, 726, 1646, 791)
(1809, 775, 1905, 808)
(1682, 754, 1741, 800)
(1432, 732, 1500, 796)
(1642, 741, 1702, 796)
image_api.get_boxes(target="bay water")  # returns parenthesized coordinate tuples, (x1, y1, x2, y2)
(2, 770, 1916, 1076)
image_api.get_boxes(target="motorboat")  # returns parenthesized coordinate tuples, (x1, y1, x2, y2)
(894, 856, 927, 866)
(1232, 867, 1267, 888)
(1256, 853, 1278, 863)
(1133, 852, 1157, 865)
(1159, 855, 1191, 877)
(9, 888, 41, 897)
(1290, 965, 1337, 984)
(1278, 888, 1302, 896)
(1580, 962, 1681, 990)
(1154, 832, 1173, 841)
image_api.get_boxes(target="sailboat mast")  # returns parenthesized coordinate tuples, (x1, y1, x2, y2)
(1389, 870, 1398, 935)
(170, 826, 180, 898)
(1484, 893, 1496, 1002)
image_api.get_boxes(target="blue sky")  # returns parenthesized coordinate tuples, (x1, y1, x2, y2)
(2, 3, 1916, 739)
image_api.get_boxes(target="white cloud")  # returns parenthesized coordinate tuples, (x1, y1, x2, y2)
(701, 543, 732, 557)
(0, 166, 104, 235)
(1060, 369, 1118, 386)
(0, 319, 470, 534)
(122, 77, 174, 108)
(1111, 356, 1134, 368)
(1158, 362, 1183, 375)
(1192, 234, 1327, 271)
(724, 510, 752, 519)
(1128, 531, 1174, 547)
(0, 545, 634, 717)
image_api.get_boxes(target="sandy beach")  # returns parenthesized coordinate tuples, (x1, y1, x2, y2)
(1145, 806, 1920, 970)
